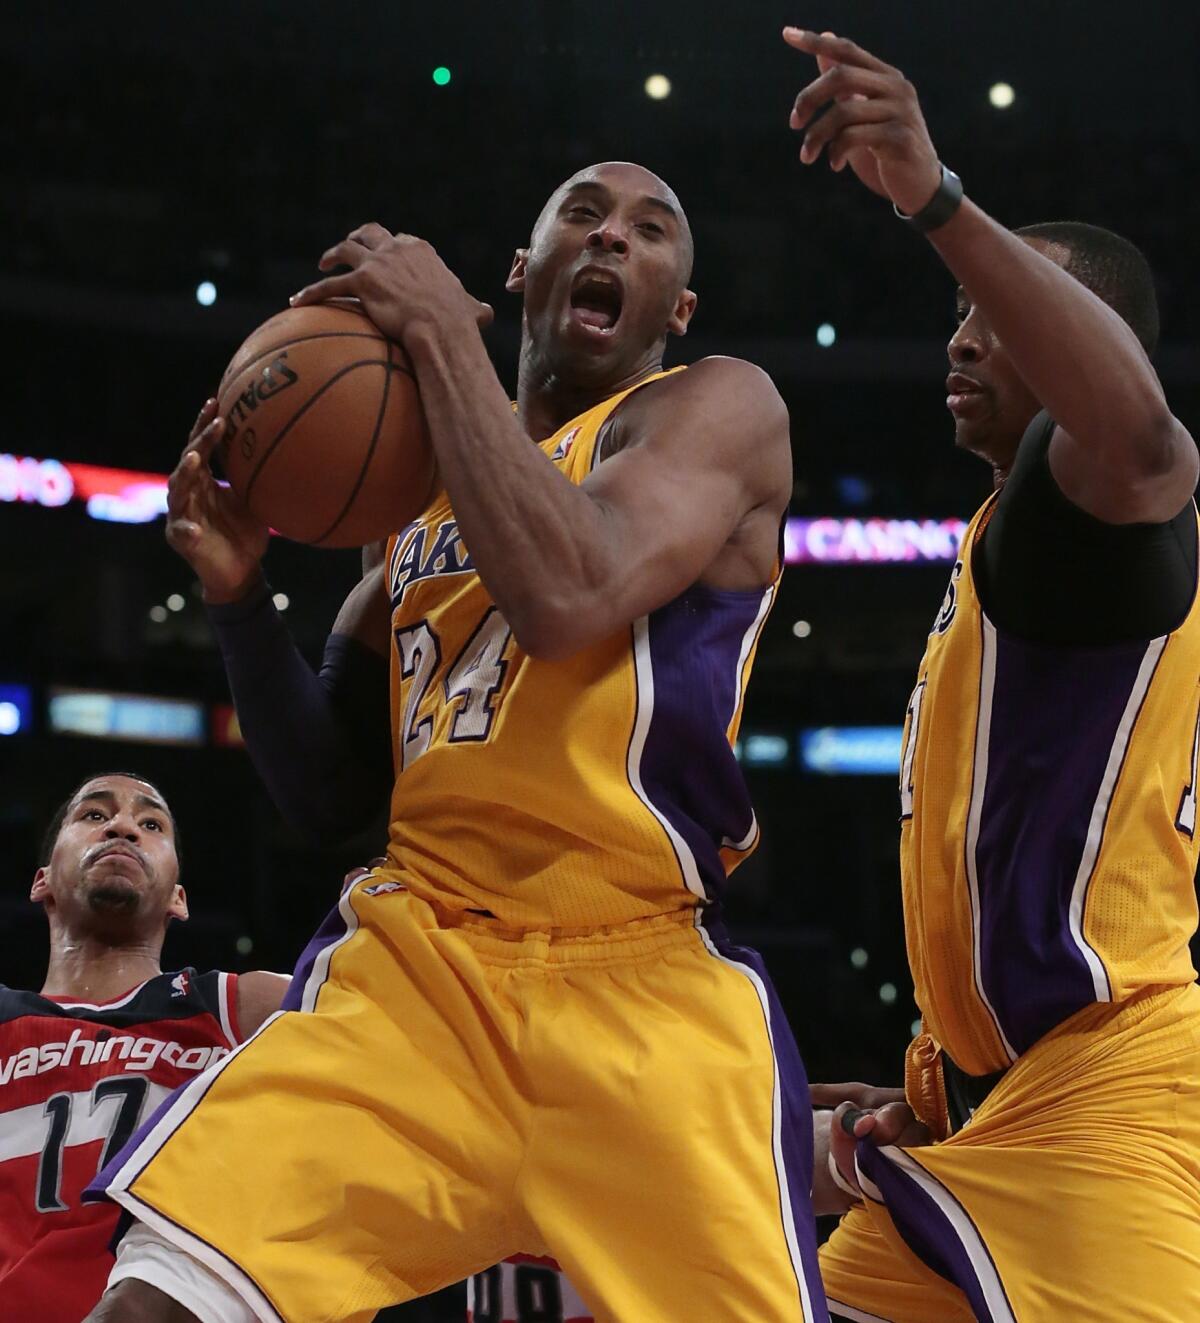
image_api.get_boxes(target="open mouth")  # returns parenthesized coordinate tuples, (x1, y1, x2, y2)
(569, 268, 624, 333)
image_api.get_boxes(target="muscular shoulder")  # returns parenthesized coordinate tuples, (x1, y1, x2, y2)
(622, 356, 787, 430)
(608, 357, 790, 500)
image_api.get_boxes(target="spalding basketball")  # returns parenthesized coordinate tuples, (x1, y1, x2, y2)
(215, 301, 435, 547)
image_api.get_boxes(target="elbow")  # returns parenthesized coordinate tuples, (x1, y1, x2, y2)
(1114, 410, 1193, 485)
(1141, 410, 1190, 477)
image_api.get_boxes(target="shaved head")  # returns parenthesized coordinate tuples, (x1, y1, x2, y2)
(510, 157, 699, 400)
(534, 161, 694, 284)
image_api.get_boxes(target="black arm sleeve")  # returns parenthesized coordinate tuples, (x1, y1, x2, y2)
(206, 578, 393, 841)
(974, 412, 1197, 645)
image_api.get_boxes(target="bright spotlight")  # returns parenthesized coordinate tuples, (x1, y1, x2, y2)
(148, 605, 169, 623)
(849, 947, 869, 970)
(645, 73, 672, 101)
(432, 66, 452, 87)
(195, 280, 217, 307)
(0, 702, 19, 736)
(816, 322, 836, 348)
(792, 619, 812, 639)
(273, 592, 290, 611)
(989, 82, 1015, 109)
(166, 593, 185, 612)
(879, 982, 898, 1005)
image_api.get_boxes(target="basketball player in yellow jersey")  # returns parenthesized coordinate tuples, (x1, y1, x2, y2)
(87, 161, 829, 1323)
(782, 27, 1200, 1323)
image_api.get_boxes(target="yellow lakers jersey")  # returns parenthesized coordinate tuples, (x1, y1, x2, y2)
(381, 370, 779, 929)
(902, 494, 1200, 1075)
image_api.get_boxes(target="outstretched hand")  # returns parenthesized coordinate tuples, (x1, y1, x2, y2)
(290, 223, 493, 350)
(165, 399, 270, 604)
(783, 27, 942, 217)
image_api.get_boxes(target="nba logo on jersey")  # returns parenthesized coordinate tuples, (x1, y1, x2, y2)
(550, 427, 580, 461)
(170, 971, 190, 998)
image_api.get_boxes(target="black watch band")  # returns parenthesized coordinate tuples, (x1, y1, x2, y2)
(895, 164, 963, 234)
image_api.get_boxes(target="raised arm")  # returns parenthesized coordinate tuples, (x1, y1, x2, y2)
(290, 230, 791, 660)
(166, 404, 392, 839)
(783, 26, 1197, 523)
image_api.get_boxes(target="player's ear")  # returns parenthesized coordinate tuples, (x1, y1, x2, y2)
(30, 867, 50, 905)
(667, 287, 698, 338)
(168, 884, 189, 924)
(506, 248, 529, 294)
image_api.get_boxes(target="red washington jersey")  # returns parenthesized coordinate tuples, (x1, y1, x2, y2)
(0, 969, 241, 1322)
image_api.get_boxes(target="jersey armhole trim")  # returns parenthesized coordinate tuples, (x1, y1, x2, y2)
(218, 972, 241, 1047)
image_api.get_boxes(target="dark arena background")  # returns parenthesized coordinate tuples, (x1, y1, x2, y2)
(3, 2, 1198, 1318)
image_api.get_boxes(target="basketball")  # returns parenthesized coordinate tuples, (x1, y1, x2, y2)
(215, 301, 435, 547)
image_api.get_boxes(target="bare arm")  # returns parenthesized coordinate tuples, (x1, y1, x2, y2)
(784, 27, 1197, 524)
(235, 970, 290, 1036)
(929, 203, 1195, 522)
(400, 339, 789, 658)
(330, 541, 391, 657)
(290, 226, 790, 660)
(330, 542, 391, 656)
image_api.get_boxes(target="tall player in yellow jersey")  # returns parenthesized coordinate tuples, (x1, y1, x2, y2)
(783, 28, 1200, 1323)
(86, 162, 827, 1323)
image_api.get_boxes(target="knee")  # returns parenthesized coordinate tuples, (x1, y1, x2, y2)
(84, 1279, 201, 1323)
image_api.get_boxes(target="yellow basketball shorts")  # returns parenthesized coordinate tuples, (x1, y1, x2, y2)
(820, 983, 1200, 1322)
(92, 877, 828, 1323)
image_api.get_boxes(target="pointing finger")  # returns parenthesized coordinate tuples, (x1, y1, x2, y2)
(783, 28, 897, 76)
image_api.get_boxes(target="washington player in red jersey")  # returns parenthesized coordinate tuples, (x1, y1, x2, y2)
(0, 771, 287, 1322)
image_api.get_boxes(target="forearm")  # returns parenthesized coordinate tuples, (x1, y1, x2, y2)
(930, 199, 1172, 456)
(208, 579, 390, 838)
(403, 323, 615, 651)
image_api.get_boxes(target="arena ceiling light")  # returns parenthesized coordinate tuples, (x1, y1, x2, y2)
(816, 322, 836, 347)
(195, 280, 217, 306)
(644, 73, 671, 100)
(988, 82, 1015, 109)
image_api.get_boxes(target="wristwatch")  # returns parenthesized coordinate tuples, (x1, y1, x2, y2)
(895, 164, 963, 234)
